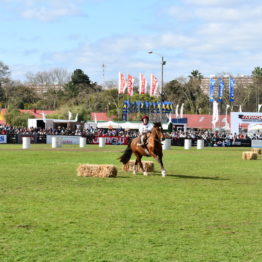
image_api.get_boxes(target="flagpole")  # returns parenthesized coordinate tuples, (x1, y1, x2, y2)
(118, 93, 120, 121)
(218, 102, 221, 131)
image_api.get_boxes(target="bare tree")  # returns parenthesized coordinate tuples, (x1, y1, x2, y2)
(25, 68, 70, 85)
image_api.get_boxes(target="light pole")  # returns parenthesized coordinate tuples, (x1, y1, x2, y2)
(148, 51, 166, 122)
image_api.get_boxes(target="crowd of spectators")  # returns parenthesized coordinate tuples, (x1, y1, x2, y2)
(0, 124, 139, 137)
(1, 124, 261, 145)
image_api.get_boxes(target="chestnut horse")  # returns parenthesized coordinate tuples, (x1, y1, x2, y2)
(119, 122, 166, 177)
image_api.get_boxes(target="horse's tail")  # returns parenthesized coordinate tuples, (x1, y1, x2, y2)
(119, 141, 133, 164)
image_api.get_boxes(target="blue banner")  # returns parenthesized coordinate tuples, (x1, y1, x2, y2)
(218, 78, 224, 102)
(122, 100, 174, 114)
(209, 78, 215, 102)
(229, 78, 235, 102)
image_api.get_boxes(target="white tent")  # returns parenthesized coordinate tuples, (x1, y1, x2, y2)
(96, 121, 169, 130)
(248, 124, 262, 132)
(97, 121, 122, 129)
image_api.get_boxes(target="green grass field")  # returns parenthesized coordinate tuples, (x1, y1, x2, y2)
(1, 144, 262, 262)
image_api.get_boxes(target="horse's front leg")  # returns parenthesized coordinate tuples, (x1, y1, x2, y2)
(153, 154, 166, 177)
(158, 156, 166, 177)
(148, 148, 166, 177)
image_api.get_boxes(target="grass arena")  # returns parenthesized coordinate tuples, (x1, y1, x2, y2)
(1, 144, 262, 261)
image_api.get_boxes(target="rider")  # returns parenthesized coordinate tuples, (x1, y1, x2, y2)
(138, 115, 153, 148)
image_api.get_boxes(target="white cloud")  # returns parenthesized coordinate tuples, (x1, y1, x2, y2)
(21, 7, 79, 21)
(183, 0, 249, 6)
(5, 0, 262, 82)
(1, 0, 85, 21)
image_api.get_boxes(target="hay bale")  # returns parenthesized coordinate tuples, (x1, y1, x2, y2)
(242, 151, 258, 160)
(251, 148, 262, 155)
(77, 164, 117, 177)
(123, 160, 154, 172)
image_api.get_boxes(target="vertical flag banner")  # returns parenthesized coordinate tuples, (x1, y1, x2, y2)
(68, 111, 72, 120)
(139, 73, 147, 94)
(118, 72, 127, 94)
(175, 104, 179, 118)
(229, 78, 235, 102)
(218, 78, 224, 102)
(150, 74, 158, 96)
(212, 101, 219, 129)
(127, 74, 134, 96)
(239, 105, 242, 112)
(179, 103, 184, 118)
(209, 78, 216, 102)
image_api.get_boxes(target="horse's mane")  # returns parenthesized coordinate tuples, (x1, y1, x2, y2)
(153, 122, 162, 128)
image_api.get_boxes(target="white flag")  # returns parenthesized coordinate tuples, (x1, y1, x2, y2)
(68, 111, 72, 120)
(224, 104, 230, 129)
(74, 113, 78, 122)
(175, 104, 179, 118)
(239, 105, 242, 113)
(168, 113, 172, 123)
(212, 101, 219, 129)
(94, 113, 97, 124)
(40, 112, 46, 123)
(258, 104, 262, 112)
(179, 103, 184, 118)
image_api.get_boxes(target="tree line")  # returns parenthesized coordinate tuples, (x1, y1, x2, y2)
(0, 61, 262, 126)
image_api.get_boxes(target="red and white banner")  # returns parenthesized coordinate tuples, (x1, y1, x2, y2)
(139, 73, 147, 94)
(127, 74, 134, 96)
(118, 72, 127, 94)
(150, 74, 158, 96)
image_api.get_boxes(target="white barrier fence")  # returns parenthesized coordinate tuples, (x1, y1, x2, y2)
(79, 137, 86, 148)
(197, 139, 204, 150)
(162, 138, 171, 150)
(51, 136, 63, 148)
(99, 137, 106, 147)
(252, 140, 262, 148)
(184, 139, 192, 150)
(46, 135, 80, 145)
(22, 137, 30, 149)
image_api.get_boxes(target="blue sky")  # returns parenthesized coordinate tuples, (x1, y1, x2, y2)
(1, 0, 262, 84)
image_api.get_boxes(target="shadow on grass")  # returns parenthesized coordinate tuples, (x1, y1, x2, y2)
(168, 174, 229, 180)
(118, 171, 229, 180)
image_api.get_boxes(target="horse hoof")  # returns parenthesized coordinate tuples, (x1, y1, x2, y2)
(161, 171, 166, 177)
(143, 172, 148, 176)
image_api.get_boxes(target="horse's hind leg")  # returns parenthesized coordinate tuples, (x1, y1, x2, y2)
(135, 154, 147, 176)
(133, 160, 138, 175)
(133, 154, 139, 175)
(138, 155, 148, 176)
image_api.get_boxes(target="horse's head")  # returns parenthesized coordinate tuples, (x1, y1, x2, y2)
(153, 122, 166, 141)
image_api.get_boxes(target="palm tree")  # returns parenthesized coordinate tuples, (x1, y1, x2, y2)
(252, 67, 262, 110)
(189, 70, 203, 80)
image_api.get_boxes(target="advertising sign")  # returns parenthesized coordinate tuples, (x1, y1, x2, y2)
(0, 135, 7, 144)
(92, 136, 128, 145)
(46, 135, 80, 145)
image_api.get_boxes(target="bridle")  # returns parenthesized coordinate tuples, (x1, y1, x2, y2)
(149, 126, 165, 143)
